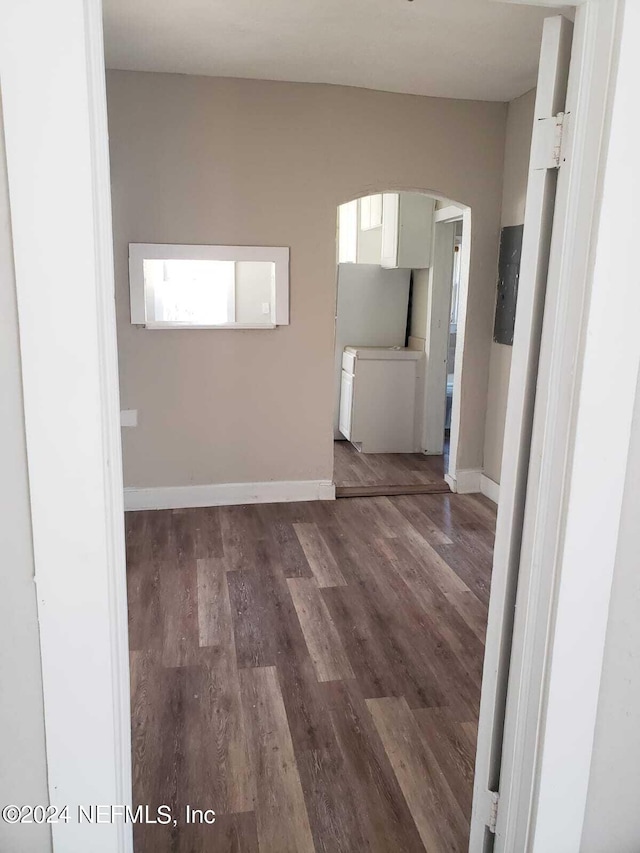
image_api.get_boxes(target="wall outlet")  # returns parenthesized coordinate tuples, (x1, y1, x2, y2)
(120, 409, 138, 428)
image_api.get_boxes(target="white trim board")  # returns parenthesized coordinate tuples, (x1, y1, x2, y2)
(480, 474, 500, 504)
(434, 204, 464, 223)
(448, 468, 483, 494)
(0, 0, 132, 850)
(124, 480, 336, 511)
(445, 470, 500, 501)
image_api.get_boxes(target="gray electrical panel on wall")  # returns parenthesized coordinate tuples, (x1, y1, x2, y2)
(493, 224, 523, 346)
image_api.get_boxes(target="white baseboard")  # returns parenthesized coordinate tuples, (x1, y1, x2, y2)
(444, 472, 457, 492)
(124, 479, 336, 511)
(453, 468, 483, 494)
(480, 474, 500, 504)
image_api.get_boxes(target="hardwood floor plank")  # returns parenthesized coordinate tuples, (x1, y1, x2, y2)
(186, 649, 255, 816)
(221, 505, 269, 572)
(125, 510, 150, 568)
(227, 568, 279, 668)
(368, 696, 469, 852)
(321, 526, 460, 710)
(195, 559, 255, 814)
(192, 506, 224, 559)
(159, 560, 198, 668)
(323, 680, 426, 853)
(333, 440, 448, 490)
(259, 559, 336, 754)
(130, 650, 256, 851)
(259, 510, 314, 578)
(239, 666, 315, 853)
(204, 813, 259, 853)
(336, 483, 450, 498)
(127, 490, 496, 853)
(127, 559, 163, 652)
(394, 519, 471, 598)
(333, 495, 399, 540)
(296, 746, 369, 853)
(390, 494, 454, 546)
(373, 537, 486, 684)
(287, 577, 355, 682)
(339, 535, 481, 718)
(445, 589, 489, 643)
(171, 509, 197, 569)
(196, 557, 230, 648)
(148, 509, 177, 563)
(435, 543, 492, 606)
(229, 548, 335, 753)
(413, 706, 477, 817)
(457, 493, 498, 530)
(130, 651, 183, 853)
(293, 522, 346, 587)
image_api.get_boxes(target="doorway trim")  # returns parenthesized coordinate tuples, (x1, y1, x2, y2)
(0, 1, 132, 851)
(332, 191, 471, 491)
(472, 0, 632, 850)
(430, 204, 469, 492)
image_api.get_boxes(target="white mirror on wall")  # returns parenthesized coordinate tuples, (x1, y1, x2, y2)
(129, 243, 290, 329)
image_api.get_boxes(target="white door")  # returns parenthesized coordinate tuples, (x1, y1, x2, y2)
(339, 369, 354, 439)
(470, 15, 573, 850)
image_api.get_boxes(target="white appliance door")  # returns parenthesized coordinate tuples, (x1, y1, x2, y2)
(470, 14, 573, 851)
(333, 263, 410, 438)
(338, 369, 354, 440)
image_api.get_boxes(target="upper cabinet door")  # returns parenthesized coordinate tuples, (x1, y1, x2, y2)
(381, 193, 399, 268)
(381, 192, 435, 269)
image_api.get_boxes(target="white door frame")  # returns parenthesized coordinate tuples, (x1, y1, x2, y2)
(526, 1, 639, 848)
(470, 11, 575, 848)
(420, 219, 456, 457)
(1, 0, 634, 852)
(0, 1, 132, 851)
(473, 0, 634, 850)
(431, 204, 468, 489)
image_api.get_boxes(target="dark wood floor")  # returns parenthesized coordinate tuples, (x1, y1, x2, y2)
(126, 491, 495, 853)
(334, 440, 449, 497)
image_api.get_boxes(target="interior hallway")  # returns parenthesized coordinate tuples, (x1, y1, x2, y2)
(126, 491, 494, 852)
(334, 439, 450, 497)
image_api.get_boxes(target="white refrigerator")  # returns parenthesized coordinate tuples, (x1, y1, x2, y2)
(333, 263, 411, 438)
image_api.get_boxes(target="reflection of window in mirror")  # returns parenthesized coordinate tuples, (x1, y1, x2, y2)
(129, 244, 289, 329)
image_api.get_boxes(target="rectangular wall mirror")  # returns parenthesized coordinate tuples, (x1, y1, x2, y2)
(129, 243, 290, 329)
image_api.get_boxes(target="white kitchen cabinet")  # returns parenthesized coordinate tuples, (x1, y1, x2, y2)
(339, 346, 423, 453)
(381, 193, 435, 269)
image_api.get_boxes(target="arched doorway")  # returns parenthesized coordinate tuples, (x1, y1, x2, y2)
(332, 190, 470, 497)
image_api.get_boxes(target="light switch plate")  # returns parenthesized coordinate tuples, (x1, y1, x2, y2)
(120, 409, 138, 428)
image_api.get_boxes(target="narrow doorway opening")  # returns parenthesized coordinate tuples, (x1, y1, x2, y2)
(333, 192, 468, 499)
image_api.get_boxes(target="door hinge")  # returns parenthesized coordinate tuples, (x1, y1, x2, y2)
(488, 790, 500, 834)
(532, 112, 570, 170)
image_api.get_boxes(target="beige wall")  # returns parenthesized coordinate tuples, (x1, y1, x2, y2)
(0, 96, 51, 853)
(483, 88, 536, 484)
(107, 71, 506, 488)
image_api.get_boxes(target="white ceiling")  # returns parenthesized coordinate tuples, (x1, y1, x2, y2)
(103, 0, 567, 103)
